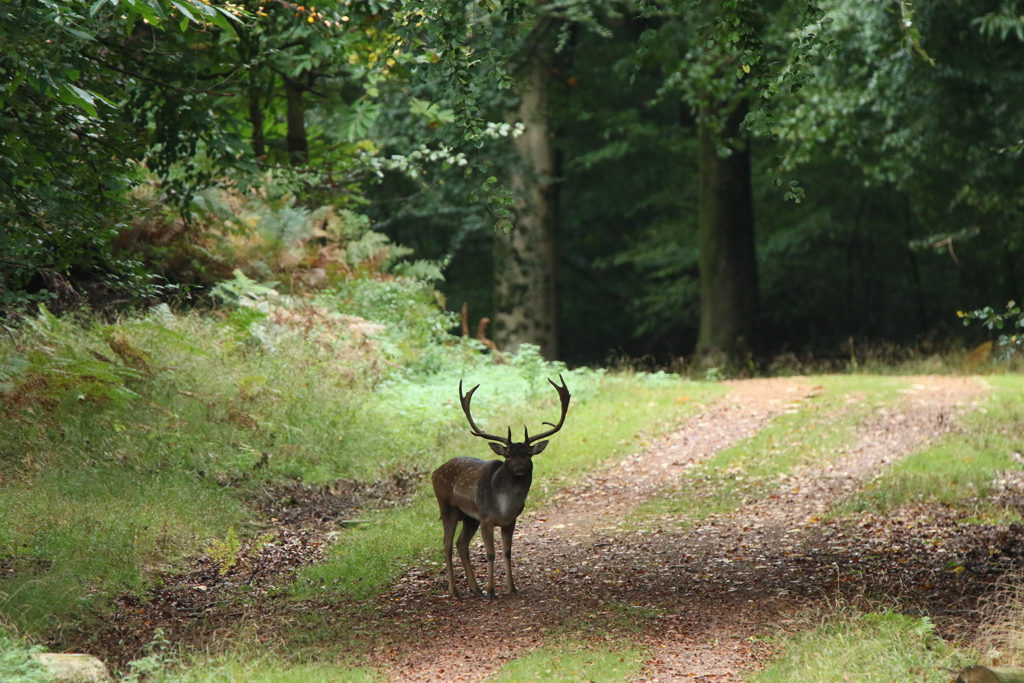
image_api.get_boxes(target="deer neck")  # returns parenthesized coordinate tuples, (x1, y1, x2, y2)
(478, 461, 532, 523)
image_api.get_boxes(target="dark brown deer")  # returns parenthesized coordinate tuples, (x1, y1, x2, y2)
(431, 375, 570, 598)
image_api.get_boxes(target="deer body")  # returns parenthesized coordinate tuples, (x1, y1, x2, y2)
(432, 377, 569, 598)
(433, 457, 532, 525)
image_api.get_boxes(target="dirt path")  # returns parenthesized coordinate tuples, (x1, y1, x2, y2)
(65, 375, 1003, 679)
(372, 376, 990, 681)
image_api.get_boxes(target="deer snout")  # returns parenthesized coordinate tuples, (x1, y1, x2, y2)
(506, 456, 531, 477)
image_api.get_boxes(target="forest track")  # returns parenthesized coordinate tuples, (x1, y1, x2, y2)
(63, 375, 1001, 680)
(372, 376, 991, 681)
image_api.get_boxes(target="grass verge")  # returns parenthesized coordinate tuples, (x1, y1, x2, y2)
(633, 375, 909, 526)
(490, 641, 645, 682)
(842, 375, 1024, 522)
(751, 608, 970, 682)
(0, 630, 48, 682)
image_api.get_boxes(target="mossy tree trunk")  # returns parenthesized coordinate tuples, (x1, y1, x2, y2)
(494, 51, 560, 360)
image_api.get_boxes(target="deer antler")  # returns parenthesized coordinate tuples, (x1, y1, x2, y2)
(459, 380, 513, 446)
(524, 374, 571, 445)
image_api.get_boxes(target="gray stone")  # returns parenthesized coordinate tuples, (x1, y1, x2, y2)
(32, 653, 112, 682)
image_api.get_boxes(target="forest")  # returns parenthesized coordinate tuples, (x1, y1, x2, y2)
(3, 0, 1022, 366)
(4, 1, 1024, 681)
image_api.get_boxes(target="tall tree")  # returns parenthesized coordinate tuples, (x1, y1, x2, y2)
(644, 0, 825, 362)
(494, 41, 561, 358)
(696, 97, 759, 358)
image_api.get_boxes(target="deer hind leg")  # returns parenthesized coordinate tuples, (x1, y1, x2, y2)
(456, 516, 481, 595)
(480, 523, 497, 598)
(438, 505, 458, 593)
(439, 505, 461, 596)
(501, 522, 518, 595)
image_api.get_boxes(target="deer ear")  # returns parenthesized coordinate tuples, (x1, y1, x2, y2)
(489, 442, 508, 457)
(530, 440, 549, 455)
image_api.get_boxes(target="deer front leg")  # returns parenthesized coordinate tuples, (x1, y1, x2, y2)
(480, 523, 497, 598)
(456, 517, 481, 596)
(501, 523, 518, 595)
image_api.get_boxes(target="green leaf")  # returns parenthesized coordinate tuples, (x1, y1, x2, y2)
(121, 0, 166, 28)
(56, 22, 96, 41)
(58, 84, 98, 117)
(169, 1, 197, 25)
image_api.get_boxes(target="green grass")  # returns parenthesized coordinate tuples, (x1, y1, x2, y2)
(634, 375, 909, 525)
(490, 641, 645, 682)
(552, 599, 665, 638)
(0, 466, 244, 633)
(142, 651, 381, 682)
(0, 302, 723, 642)
(751, 609, 970, 682)
(0, 631, 48, 682)
(843, 375, 1024, 521)
(0, 307, 409, 633)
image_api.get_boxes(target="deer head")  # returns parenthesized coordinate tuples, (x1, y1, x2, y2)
(431, 375, 570, 597)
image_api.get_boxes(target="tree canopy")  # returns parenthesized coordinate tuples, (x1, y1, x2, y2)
(2, 0, 1022, 366)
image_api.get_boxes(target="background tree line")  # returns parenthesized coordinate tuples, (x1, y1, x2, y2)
(2, 0, 1022, 367)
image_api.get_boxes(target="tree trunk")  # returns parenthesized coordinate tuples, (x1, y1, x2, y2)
(248, 72, 265, 159)
(695, 97, 760, 363)
(493, 53, 560, 360)
(284, 77, 308, 165)
(240, 31, 265, 160)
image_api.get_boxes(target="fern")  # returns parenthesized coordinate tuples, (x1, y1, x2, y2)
(206, 527, 242, 576)
(210, 270, 281, 309)
(346, 230, 414, 272)
(5, 306, 143, 408)
(393, 259, 445, 283)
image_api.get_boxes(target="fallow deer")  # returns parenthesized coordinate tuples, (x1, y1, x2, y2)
(431, 375, 570, 598)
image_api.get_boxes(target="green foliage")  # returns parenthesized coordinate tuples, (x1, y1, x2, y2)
(3, 305, 143, 408)
(492, 642, 645, 682)
(959, 301, 1024, 360)
(0, 0, 244, 312)
(973, 7, 1024, 42)
(124, 628, 176, 683)
(770, 0, 1024, 345)
(753, 608, 970, 682)
(322, 275, 456, 372)
(205, 528, 243, 576)
(0, 631, 48, 683)
(211, 271, 281, 309)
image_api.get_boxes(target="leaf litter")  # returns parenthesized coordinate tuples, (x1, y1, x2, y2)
(59, 376, 1022, 681)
